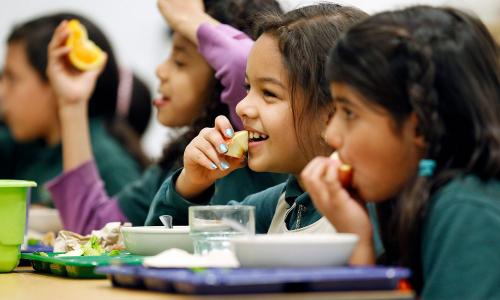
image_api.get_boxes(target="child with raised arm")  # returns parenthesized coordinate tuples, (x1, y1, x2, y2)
(146, 3, 369, 233)
(301, 6, 500, 298)
(1, 13, 142, 207)
(46, 0, 286, 234)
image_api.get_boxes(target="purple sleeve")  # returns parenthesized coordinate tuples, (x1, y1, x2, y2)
(46, 160, 128, 235)
(197, 23, 254, 130)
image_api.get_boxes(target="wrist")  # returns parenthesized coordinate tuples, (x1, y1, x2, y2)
(175, 14, 219, 45)
(58, 102, 88, 122)
(175, 168, 214, 199)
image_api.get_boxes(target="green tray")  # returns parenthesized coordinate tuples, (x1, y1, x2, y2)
(21, 252, 144, 279)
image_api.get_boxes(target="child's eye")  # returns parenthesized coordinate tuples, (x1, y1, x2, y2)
(244, 83, 250, 93)
(342, 107, 356, 120)
(263, 89, 277, 99)
(174, 60, 185, 68)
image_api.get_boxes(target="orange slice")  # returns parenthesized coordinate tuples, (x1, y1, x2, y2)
(225, 131, 248, 158)
(65, 19, 105, 71)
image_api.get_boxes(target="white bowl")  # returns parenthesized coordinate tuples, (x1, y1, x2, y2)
(231, 233, 358, 267)
(121, 226, 193, 256)
(28, 207, 63, 233)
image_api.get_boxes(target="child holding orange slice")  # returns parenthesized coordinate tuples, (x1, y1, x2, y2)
(146, 3, 368, 233)
(301, 6, 500, 298)
(46, 0, 286, 234)
(0, 13, 142, 206)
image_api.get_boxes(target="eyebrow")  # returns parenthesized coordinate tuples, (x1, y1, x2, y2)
(173, 45, 187, 53)
(245, 74, 285, 88)
(332, 96, 358, 109)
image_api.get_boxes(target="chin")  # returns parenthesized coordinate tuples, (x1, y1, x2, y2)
(11, 130, 35, 142)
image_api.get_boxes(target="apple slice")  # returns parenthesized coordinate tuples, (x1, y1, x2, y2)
(330, 152, 353, 188)
(225, 130, 248, 158)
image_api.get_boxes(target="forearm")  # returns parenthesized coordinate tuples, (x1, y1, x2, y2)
(47, 160, 128, 234)
(167, 12, 218, 46)
(58, 101, 93, 171)
(197, 24, 253, 129)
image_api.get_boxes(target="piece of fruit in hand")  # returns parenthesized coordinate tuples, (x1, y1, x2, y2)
(65, 19, 105, 71)
(330, 152, 353, 188)
(225, 130, 248, 158)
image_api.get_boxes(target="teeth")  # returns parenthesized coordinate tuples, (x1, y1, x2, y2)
(248, 131, 268, 140)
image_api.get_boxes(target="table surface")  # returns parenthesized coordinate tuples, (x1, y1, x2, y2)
(1, 267, 414, 300)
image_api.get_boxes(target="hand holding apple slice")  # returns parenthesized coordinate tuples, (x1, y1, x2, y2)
(330, 152, 353, 188)
(225, 130, 248, 158)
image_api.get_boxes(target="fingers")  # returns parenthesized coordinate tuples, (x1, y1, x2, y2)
(199, 127, 228, 155)
(188, 143, 218, 171)
(301, 157, 348, 213)
(192, 132, 222, 168)
(301, 157, 332, 204)
(214, 115, 234, 139)
(48, 21, 69, 53)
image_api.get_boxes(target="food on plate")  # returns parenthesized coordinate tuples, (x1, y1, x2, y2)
(225, 130, 248, 158)
(54, 222, 126, 256)
(65, 19, 105, 71)
(330, 152, 353, 188)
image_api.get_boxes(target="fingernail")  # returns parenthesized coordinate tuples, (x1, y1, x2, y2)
(225, 128, 234, 138)
(210, 162, 218, 170)
(220, 161, 230, 170)
(219, 143, 228, 153)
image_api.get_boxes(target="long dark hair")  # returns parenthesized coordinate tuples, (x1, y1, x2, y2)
(254, 3, 368, 160)
(157, 0, 283, 172)
(327, 5, 500, 292)
(7, 13, 149, 168)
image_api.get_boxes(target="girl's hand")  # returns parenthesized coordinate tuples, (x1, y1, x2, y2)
(157, 0, 218, 45)
(176, 115, 245, 199)
(301, 157, 375, 265)
(46, 21, 107, 110)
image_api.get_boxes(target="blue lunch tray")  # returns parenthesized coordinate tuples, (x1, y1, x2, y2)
(96, 265, 411, 295)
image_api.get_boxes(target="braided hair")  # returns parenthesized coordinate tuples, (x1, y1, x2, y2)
(327, 6, 500, 292)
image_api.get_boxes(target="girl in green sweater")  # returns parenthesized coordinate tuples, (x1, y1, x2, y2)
(302, 6, 500, 299)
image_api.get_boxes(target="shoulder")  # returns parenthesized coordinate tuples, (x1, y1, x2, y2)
(421, 175, 500, 299)
(429, 175, 500, 213)
(424, 175, 500, 239)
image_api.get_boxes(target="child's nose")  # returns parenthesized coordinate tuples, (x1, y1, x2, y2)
(155, 59, 170, 81)
(324, 116, 342, 149)
(236, 93, 258, 120)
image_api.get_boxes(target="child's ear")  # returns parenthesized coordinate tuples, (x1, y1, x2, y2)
(410, 112, 426, 148)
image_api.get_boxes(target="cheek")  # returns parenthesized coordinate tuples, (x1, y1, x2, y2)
(356, 138, 417, 201)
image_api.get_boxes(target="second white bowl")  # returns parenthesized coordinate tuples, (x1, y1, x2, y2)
(231, 233, 358, 267)
(121, 226, 193, 256)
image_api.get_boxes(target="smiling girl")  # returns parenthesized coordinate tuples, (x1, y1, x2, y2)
(301, 6, 500, 298)
(46, 0, 285, 234)
(146, 3, 368, 233)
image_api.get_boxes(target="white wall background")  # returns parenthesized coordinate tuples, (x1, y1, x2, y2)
(1, 0, 498, 158)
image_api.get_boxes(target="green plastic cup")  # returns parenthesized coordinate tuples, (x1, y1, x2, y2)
(0, 180, 36, 272)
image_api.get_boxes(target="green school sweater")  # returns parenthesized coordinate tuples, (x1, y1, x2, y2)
(420, 175, 500, 299)
(145, 168, 320, 233)
(0, 119, 141, 206)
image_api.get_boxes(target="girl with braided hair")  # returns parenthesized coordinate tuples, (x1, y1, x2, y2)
(301, 5, 500, 299)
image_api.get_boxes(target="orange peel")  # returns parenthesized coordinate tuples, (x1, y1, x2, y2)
(65, 19, 105, 71)
(225, 131, 248, 158)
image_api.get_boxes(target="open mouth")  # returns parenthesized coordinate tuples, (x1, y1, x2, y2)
(248, 131, 269, 142)
(153, 97, 170, 108)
